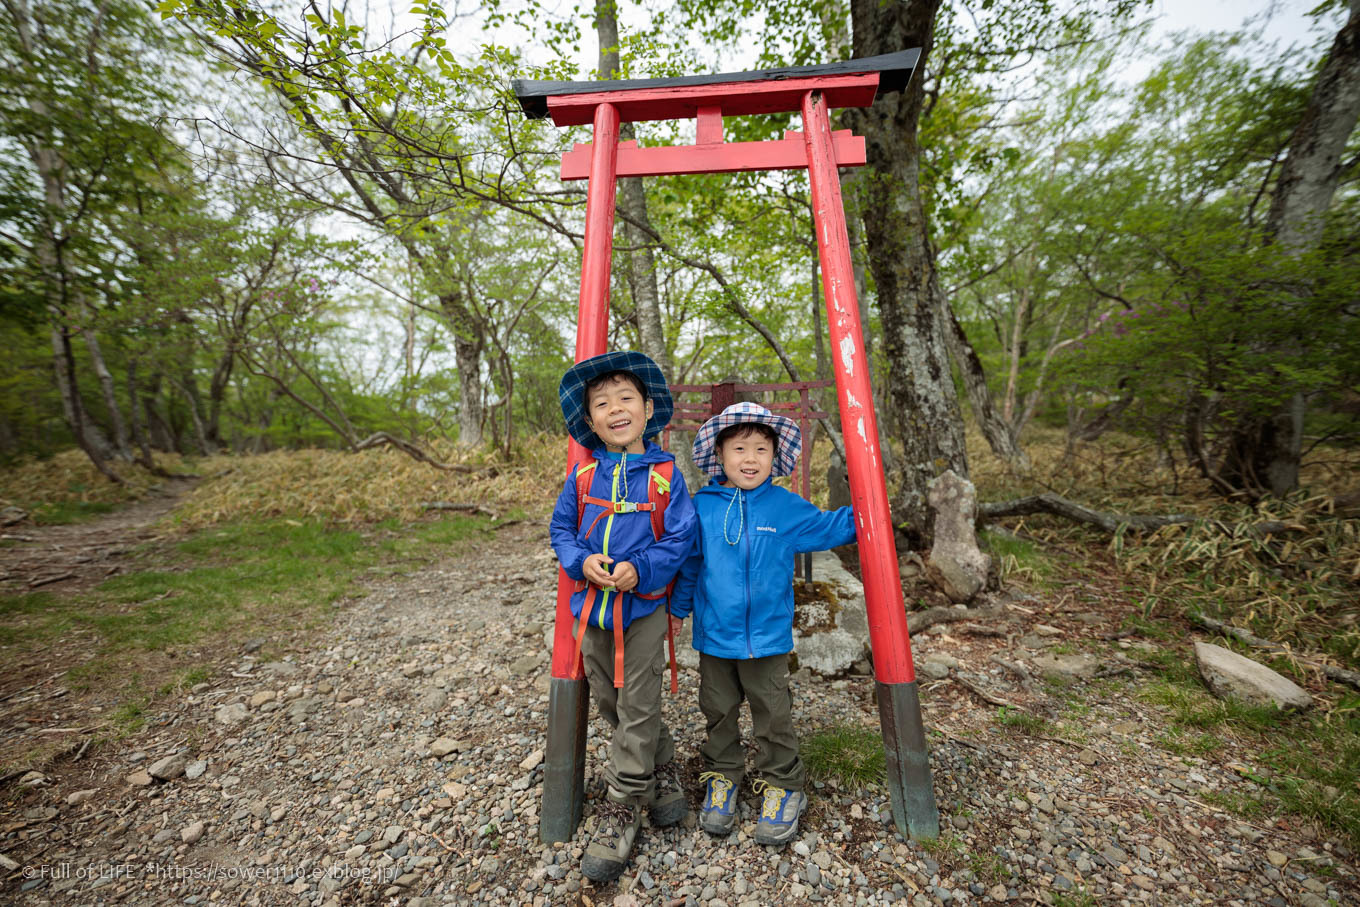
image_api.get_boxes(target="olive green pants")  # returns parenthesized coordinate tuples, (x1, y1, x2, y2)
(580, 604, 675, 804)
(698, 652, 804, 791)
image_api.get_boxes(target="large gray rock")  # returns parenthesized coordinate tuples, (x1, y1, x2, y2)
(925, 471, 991, 602)
(1194, 641, 1312, 710)
(791, 551, 869, 676)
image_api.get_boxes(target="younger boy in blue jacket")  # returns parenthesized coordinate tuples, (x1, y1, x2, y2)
(548, 351, 696, 883)
(671, 401, 855, 846)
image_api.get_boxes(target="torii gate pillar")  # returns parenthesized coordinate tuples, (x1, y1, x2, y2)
(516, 51, 939, 844)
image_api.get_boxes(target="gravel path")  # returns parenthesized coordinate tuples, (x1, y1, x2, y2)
(3, 520, 1355, 905)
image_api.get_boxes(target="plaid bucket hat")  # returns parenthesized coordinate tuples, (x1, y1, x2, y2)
(558, 350, 674, 448)
(692, 401, 802, 480)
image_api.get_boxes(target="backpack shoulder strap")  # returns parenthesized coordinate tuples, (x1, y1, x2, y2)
(573, 461, 598, 529)
(647, 461, 674, 541)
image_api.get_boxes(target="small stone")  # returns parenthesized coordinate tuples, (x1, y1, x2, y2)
(18, 771, 45, 787)
(184, 760, 207, 780)
(249, 690, 277, 708)
(148, 753, 188, 781)
(1266, 850, 1288, 867)
(520, 749, 544, 771)
(181, 821, 205, 844)
(429, 738, 462, 758)
(66, 789, 97, 806)
(214, 702, 248, 725)
(126, 771, 153, 787)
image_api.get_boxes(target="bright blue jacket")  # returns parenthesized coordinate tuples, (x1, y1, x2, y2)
(671, 477, 855, 660)
(548, 442, 696, 632)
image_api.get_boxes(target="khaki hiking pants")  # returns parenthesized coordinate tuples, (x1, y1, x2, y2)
(580, 604, 675, 804)
(699, 651, 805, 792)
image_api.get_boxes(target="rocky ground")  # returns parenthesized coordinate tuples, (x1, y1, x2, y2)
(2, 518, 1356, 906)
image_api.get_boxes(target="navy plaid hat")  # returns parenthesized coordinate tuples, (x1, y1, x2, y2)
(693, 402, 802, 480)
(558, 351, 674, 448)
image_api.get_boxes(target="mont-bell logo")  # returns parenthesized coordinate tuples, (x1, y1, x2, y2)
(756, 525, 777, 533)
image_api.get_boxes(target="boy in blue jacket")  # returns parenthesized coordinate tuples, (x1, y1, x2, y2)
(671, 401, 855, 846)
(548, 351, 696, 883)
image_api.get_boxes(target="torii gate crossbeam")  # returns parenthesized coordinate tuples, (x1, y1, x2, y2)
(514, 49, 939, 844)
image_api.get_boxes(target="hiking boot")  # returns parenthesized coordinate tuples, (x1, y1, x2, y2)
(698, 771, 738, 837)
(581, 796, 641, 883)
(650, 761, 688, 827)
(752, 779, 807, 846)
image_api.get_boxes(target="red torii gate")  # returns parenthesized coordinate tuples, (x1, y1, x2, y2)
(514, 50, 939, 843)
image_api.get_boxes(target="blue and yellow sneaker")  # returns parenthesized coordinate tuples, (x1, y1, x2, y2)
(752, 779, 807, 846)
(698, 771, 737, 836)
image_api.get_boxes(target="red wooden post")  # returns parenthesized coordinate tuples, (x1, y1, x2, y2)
(802, 88, 939, 840)
(541, 102, 622, 845)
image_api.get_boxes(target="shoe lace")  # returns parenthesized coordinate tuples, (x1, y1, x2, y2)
(594, 798, 636, 839)
(751, 778, 787, 820)
(655, 760, 682, 793)
(698, 771, 734, 808)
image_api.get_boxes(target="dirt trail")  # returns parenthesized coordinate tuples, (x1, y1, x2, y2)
(0, 478, 196, 596)
(0, 501, 1356, 906)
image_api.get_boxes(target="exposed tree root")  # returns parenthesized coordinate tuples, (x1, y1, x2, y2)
(906, 603, 1004, 635)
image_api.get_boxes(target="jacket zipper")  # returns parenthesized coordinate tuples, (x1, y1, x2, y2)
(598, 461, 621, 629)
(743, 491, 753, 658)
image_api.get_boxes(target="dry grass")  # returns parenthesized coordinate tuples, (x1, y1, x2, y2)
(0, 450, 190, 521)
(966, 424, 1360, 668)
(168, 435, 566, 530)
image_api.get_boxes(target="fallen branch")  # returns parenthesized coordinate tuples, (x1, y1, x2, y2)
(28, 572, 75, 589)
(980, 493, 1295, 536)
(907, 603, 1004, 635)
(353, 432, 492, 474)
(952, 675, 1026, 711)
(989, 655, 1035, 691)
(1190, 613, 1360, 692)
(420, 502, 499, 519)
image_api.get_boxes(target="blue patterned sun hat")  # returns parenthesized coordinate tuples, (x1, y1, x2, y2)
(558, 351, 673, 448)
(692, 402, 802, 480)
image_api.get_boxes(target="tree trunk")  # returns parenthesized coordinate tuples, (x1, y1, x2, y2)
(1225, 2, 1360, 497)
(125, 358, 158, 468)
(438, 290, 484, 447)
(1266, 0, 1360, 254)
(945, 307, 1030, 470)
(206, 346, 235, 450)
(846, 0, 968, 548)
(79, 316, 131, 460)
(175, 367, 211, 456)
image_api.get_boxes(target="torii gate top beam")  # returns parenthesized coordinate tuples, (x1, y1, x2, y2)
(513, 49, 919, 126)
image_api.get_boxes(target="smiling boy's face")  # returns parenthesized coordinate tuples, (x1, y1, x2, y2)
(718, 425, 775, 490)
(585, 374, 652, 454)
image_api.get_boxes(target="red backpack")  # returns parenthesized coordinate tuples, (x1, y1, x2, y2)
(568, 459, 680, 694)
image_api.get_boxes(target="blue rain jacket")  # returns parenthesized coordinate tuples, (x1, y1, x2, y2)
(548, 442, 696, 631)
(671, 477, 855, 659)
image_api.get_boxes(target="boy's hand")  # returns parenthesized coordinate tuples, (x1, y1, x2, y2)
(608, 560, 639, 592)
(668, 614, 685, 637)
(582, 553, 615, 587)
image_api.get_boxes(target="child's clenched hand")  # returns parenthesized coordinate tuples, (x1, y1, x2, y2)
(608, 561, 639, 592)
(582, 553, 615, 587)
(668, 614, 685, 637)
